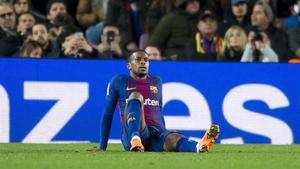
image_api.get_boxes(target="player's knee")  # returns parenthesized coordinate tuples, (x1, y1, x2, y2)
(128, 92, 144, 103)
(164, 133, 184, 152)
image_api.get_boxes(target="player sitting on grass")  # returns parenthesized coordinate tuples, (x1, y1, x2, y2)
(100, 50, 220, 152)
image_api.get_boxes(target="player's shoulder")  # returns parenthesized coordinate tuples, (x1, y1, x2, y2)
(111, 74, 129, 82)
(149, 75, 162, 84)
(108, 74, 129, 87)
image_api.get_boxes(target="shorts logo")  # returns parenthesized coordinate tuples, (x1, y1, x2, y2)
(150, 86, 158, 93)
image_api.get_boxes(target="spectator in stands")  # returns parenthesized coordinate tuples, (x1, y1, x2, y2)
(12, 0, 30, 15)
(78, 0, 108, 45)
(46, 0, 68, 28)
(285, 0, 300, 31)
(17, 12, 35, 38)
(219, 25, 247, 62)
(145, 0, 174, 35)
(272, 0, 295, 30)
(31, 0, 79, 20)
(105, 0, 153, 53)
(288, 26, 300, 58)
(96, 24, 125, 59)
(0, 2, 23, 56)
(31, 0, 53, 15)
(219, 0, 251, 36)
(57, 24, 96, 59)
(12, 0, 47, 23)
(149, 0, 203, 59)
(76, 0, 106, 28)
(185, 9, 224, 61)
(251, 0, 294, 62)
(18, 39, 43, 58)
(31, 23, 56, 58)
(145, 46, 163, 60)
(205, 0, 226, 20)
(241, 31, 278, 62)
(48, 13, 75, 41)
(140, 0, 174, 49)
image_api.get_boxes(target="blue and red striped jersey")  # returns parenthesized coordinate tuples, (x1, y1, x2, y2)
(100, 74, 165, 150)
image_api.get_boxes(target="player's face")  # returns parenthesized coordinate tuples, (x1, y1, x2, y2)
(127, 52, 149, 79)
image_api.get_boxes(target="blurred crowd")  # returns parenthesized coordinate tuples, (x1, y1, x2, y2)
(0, 0, 300, 63)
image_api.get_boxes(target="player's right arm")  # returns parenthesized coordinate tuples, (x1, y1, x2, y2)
(99, 76, 119, 151)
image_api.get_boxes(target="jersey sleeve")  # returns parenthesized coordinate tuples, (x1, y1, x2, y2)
(99, 76, 119, 150)
(156, 76, 166, 128)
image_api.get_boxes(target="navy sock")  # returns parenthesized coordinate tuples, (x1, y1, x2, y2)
(127, 99, 142, 138)
(176, 137, 197, 152)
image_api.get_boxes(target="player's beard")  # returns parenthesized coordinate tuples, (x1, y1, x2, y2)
(136, 72, 147, 78)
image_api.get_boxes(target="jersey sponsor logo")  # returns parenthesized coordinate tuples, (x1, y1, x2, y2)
(126, 87, 136, 91)
(150, 86, 158, 93)
(144, 98, 159, 106)
(125, 98, 159, 106)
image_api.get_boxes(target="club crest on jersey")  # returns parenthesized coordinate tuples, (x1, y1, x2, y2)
(150, 86, 158, 93)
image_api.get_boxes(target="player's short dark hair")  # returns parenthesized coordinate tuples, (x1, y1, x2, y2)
(46, 0, 67, 15)
(128, 49, 149, 62)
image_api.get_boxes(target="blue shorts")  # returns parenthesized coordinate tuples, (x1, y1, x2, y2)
(121, 126, 174, 152)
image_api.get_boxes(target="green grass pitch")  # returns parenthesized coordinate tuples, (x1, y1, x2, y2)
(1, 144, 300, 169)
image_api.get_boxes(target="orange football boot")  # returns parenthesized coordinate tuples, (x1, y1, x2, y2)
(197, 124, 220, 152)
(130, 136, 144, 152)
